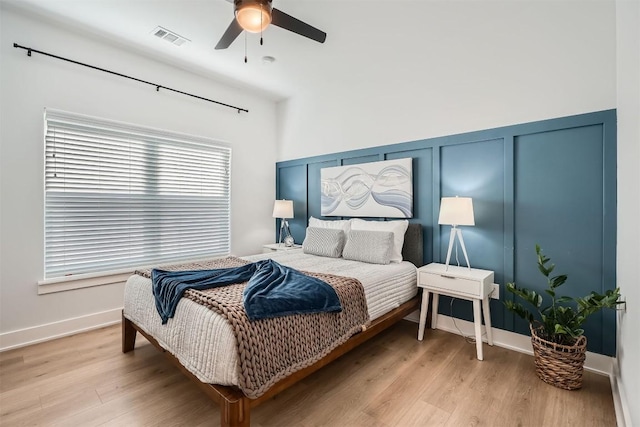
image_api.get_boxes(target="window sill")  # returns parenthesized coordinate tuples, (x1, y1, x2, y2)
(37, 270, 133, 294)
(36, 255, 230, 294)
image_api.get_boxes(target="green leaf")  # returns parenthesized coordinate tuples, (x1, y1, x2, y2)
(554, 324, 568, 334)
(550, 274, 567, 288)
(537, 260, 553, 277)
(504, 301, 534, 323)
(507, 283, 543, 308)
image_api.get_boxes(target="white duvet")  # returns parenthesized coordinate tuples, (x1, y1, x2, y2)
(123, 250, 417, 386)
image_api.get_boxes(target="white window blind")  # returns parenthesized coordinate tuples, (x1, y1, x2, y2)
(44, 109, 231, 279)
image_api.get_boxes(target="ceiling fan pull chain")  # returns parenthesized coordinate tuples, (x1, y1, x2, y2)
(260, 3, 264, 46)
(244, 31, 248, 63)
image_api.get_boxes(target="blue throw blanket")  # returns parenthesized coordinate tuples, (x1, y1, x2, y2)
(151, 259, 342, 324)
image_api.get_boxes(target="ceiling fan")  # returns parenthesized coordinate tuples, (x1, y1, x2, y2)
(215, 0, 327, 50)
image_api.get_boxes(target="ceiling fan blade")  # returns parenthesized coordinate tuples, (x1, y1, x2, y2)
(215, 19, 243, 50)
(271, 8, 326, 44)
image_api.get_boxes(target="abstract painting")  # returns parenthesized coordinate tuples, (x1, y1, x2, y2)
(321, 158, 413, 218)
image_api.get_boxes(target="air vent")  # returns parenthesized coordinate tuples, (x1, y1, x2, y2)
(152, 26, 189, 46)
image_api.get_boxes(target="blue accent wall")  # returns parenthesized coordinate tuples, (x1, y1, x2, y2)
(275, 110, 617, 356)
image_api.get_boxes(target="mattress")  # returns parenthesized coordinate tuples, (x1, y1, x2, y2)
(123, 249, 417, 387)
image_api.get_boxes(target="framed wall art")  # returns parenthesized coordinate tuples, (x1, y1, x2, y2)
(321, 158, 413, 218)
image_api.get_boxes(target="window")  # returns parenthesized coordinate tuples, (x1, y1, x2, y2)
(44, 109, 231, 279)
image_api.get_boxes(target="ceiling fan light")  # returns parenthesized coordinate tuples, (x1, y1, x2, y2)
(236, 4, 272, 33)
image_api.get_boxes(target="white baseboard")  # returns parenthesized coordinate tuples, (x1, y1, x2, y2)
(611, 359, 632, 427)
(0, 308, 122, 352)
(405, 312, 614, 375)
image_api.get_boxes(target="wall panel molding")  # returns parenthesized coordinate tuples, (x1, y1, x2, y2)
(276, 109, 617, 355)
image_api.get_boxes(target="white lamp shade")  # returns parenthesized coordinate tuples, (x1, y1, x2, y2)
(438, 197, 475, 226)
(272, 199, 294, 219)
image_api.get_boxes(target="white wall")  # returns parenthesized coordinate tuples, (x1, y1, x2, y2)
(615, 0, 640, 424)
(0, 6, 277, 347)
(276, 0, 616, 160)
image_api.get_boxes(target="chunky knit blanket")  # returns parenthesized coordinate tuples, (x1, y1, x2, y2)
(136, 256, 370, 399)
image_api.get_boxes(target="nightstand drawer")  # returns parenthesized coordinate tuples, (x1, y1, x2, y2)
(420, 271, 481, 298)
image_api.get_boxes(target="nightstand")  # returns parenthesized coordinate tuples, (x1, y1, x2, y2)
(417, 262, 494, 360)
(262, 243, 302, 253)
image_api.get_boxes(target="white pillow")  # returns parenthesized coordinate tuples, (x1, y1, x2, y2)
(309, 216, 351, 233)
(302, 227, 346, 258)
(342, 230, 393, 265)
(349, 219, 409, 263)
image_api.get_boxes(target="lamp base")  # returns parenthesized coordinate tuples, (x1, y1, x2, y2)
(278, 219, 293, 246)
(444, 226, 471, 270)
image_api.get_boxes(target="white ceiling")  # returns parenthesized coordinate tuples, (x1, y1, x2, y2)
(5, 0, 387, 101)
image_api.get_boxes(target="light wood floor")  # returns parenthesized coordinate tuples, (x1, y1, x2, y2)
(0, 320, 616, 426)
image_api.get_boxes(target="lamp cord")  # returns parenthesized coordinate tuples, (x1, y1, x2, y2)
(448, 296, 493, 345)
(450, 297, 476, 343)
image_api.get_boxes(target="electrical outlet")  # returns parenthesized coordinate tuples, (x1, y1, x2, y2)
(491, 283, 500, 299)
(617, 298, 627, 313)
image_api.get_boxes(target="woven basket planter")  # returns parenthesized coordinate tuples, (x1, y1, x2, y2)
(529, 324, 587, 390)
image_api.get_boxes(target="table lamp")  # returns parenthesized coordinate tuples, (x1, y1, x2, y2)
(438, 196, 475, 269)
(272, 199, 294, 246)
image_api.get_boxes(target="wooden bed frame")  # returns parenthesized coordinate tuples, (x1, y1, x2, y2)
(122, 223, 424, 426)
(122, 296, 420, 426)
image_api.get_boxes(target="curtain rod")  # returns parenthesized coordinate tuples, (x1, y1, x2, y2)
(13, 43, 249, 114)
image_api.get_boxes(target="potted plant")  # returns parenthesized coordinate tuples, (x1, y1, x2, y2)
(504, 244, 620, 390)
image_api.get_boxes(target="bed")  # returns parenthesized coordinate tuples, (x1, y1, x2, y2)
(122, 223, 423, 426)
